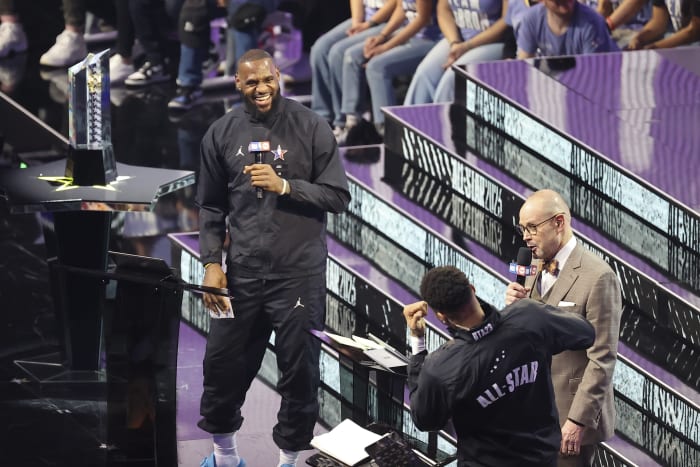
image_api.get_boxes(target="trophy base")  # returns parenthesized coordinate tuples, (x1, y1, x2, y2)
(65, 145, 117, 186)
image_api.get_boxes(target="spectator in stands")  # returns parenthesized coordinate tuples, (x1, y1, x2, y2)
(123, 0, 182, 87)
(196, 49, 350, 467)
(340, 0, 441, 142)
(592, 0, 653, 48)
(404, 0, 506, 105)
(516, 0, 618, 58)
(310, 0, 395, 138)
(0, 1, 27, 58)
(404, 266, 595, 466)
(502, 0, 537, 57)
(627, 0, 700, 49)
(168, 0, 280, 110)
(40, 0, 116, 67)
(505, 189, 622, 467)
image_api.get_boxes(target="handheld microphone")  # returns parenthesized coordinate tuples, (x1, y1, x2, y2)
(248, 140, 270, 199)
(514, 247, 533, 286)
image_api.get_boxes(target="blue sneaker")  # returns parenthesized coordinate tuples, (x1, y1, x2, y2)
(168, 85, 203, 110)
(200, 453, 247, 467)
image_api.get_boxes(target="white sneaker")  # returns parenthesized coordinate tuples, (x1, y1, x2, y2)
(0, 22, 28, 58)
(109, 54, 134, 85)
(39, 30, 87, 67)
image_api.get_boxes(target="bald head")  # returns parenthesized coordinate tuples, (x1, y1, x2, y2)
(523, 190, 571, 221)
(518, 189, 572, 260)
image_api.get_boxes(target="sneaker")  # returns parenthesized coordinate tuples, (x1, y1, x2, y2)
(167, 85, 203, 110)
(39, 30, 87, 67)
(200, 452, 247, 467)
(0, 22, 28, 58)
(124, 61, 170, 87)
(109, 54, 134, 85)
(344, 119, 382, 146)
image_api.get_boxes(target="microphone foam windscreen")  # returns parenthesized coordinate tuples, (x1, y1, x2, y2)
(517, 247, 532, 266)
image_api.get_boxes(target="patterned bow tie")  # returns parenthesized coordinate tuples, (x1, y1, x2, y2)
(543, 259, 559, 276)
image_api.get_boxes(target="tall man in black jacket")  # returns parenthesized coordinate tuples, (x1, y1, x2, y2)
(403, 266, 595, 467)
(197, 49, 351, 467)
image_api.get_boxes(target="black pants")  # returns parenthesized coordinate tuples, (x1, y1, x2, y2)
(128, 0, 181, 63)
(198, 272, 326, 451)
(62, 0, 116, 29)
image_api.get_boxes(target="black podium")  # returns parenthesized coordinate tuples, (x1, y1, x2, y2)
(39, 252, 230, 465)
(0, 159, 195, 379)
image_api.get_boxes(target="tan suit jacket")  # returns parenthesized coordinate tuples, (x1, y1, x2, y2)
(526, 243, 622, 445)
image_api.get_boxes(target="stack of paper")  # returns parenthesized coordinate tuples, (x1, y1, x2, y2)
(323, 332, 408, 371)
(310, 418, 384, 466)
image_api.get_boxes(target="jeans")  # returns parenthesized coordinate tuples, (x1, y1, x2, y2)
(129, 0, 182, 63)
(177, 42, 208, 86)
(343, 31, 437, 125)
(63, 0, 116, 29)
(310, 18, 382, 127)
(178, 0, 279, 86)
(223, 0, 280, 76)
(404, 39, 505, 104)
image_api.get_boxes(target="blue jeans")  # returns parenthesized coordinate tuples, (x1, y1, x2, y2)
(345, 31, 437, 125)
(224, 0, 280, 76)
(310, 19, 383, 127)
(177, 0, 279, 87)
(404, 38, 505, 104)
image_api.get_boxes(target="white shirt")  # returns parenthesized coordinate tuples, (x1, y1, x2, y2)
(541, 236, 577, 296)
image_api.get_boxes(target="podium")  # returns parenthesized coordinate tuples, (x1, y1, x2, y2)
(0, 50, 195, 378)
(26, 252, 230, 464)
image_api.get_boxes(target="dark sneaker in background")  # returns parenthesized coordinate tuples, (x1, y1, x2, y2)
(125, 61, 170, 87)
(168, 85, 203, 110)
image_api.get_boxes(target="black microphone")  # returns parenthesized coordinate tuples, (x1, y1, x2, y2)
(515, 247, 532, 286)
(248, 139, 270, 199)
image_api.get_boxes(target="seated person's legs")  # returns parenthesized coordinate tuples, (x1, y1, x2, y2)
(310, 18, 352, 126)
(125, 0, 175, 86)
(404, 39, 450, 105)
(433, 42, 504, 103)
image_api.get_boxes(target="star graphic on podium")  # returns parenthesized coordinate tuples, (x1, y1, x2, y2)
(272, 145, 287, 161)
(37, 175, 132, 192)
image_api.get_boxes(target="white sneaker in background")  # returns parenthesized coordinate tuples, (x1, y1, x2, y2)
(39, 30, 87, 67)
(109, 54, 134, 85)
(0, 22, 28, 58)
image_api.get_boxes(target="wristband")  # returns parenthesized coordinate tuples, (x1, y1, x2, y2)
(280, 178, 288, 195)
(606, 17, 615, 32)
(410, 335, 426, 355)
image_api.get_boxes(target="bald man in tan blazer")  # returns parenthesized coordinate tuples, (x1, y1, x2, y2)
(506, 189, 622, 467)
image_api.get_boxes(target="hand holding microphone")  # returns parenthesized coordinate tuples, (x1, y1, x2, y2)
(246, 140, 271, 198)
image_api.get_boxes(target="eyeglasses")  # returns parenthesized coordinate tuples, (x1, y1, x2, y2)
(515, 213, 563, 236)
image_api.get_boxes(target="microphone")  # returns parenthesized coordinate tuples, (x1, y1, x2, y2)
(513, 247, 533, 286)
(248, 140, 271, 199)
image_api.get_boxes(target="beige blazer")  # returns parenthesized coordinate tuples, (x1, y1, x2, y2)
(526, 243, 622, 445)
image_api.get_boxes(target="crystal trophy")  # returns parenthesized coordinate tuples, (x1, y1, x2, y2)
(65, 49, 117, 186)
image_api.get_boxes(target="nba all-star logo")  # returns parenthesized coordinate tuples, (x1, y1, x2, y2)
(272, 145, 287, 161)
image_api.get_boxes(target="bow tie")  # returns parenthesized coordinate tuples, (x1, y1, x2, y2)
(543, 259, 559, 276)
